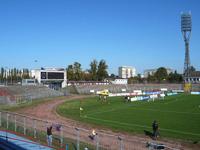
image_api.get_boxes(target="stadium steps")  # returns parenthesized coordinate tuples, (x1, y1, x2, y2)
(0, 85, 64, 104)
(67, 85, 79, 94)
(0, 130, 52, 150)
(74, 84, 185, 94)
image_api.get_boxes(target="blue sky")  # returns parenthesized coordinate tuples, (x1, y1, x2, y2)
(0, 0, 199, 74)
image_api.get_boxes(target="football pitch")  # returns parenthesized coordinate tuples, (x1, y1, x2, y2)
(57, 94, 200, 141)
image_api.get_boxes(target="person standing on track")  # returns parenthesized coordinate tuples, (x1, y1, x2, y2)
(152, 120, 159, 140)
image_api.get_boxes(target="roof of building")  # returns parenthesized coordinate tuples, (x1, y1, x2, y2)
(119, 66, 135, 69)
(32, 68, 64, 71)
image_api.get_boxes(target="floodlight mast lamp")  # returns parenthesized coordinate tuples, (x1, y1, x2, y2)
(181, 12, 192, 80)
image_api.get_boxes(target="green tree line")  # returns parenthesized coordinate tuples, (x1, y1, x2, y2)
(0, 67, 30, 84)
(1, 65, 185, 84)
(128, 67, 183, 84)
(67, 59, 108, 81)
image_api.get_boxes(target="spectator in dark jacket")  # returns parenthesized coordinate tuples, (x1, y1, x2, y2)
(47, 126, 53, 146)
(152, 120, 159, 139)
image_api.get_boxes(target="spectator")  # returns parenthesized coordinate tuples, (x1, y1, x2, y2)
(89, 129, 97, 140)
(53, 123, 61, 131)
(47, 126, 53, 146)
(152, 120, 159, 140)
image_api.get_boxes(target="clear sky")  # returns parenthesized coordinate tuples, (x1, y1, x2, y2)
(0, 0, 199, 74)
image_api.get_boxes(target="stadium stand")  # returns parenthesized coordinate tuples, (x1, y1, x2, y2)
(74, 84, 186, 94)
(0, 85, 64, 104)
(0, 130, 53, 150)
(63, 85, 79, 94)
(191, 84, 200, 92)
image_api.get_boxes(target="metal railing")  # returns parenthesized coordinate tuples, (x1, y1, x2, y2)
(0, 95, 33, 105)
(0, 111, 180, 150)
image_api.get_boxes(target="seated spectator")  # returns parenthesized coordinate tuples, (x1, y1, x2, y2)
(89, 129, 97, 140)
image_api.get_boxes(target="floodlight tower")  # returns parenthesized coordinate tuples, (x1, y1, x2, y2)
(181, 12, 192, 81)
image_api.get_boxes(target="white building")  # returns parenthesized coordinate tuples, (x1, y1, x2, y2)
(111, 78, 128, 84)
(22, 79, 37, 86)
(31, 68, 67, 89)
(118, 66, 136, 79)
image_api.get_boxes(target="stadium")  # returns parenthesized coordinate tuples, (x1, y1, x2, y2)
(1, 76, 200, 149)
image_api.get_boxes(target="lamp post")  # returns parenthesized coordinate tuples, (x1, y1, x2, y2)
(32, 59, 39, 84)
(181, 12, 192, 82)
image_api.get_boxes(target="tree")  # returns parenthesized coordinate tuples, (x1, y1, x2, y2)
(13, 68, 17, 83)
(128, 77, 139, 84)
(0, 67, 4, 83)
(82, 70, 91, 81)
(137, 74, 144, 83)
(128, 74, 144, 84)
(19, 70, 22, 81)
(147, 74, 155, 83)
(154, 67, 168, 83)
(110, 73, 116, 79)
(73, 62, 82, 80)
(22, 68, 30, 79)
(67, 65, 74, 80)
(16, 69, 21, 83)
(97, 59, 108, 81)
(168, 72, 174, 83)
(89, 59, 98, 81)
(168, 71, 183, 83)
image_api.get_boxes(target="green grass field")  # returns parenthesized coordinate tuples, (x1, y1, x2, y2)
(57, 94, 200, 142)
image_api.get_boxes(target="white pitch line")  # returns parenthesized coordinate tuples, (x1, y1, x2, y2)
(84, 116, 200, 136)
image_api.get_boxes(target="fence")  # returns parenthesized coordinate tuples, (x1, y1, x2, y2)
(0, 95, 33, 105)
(0, 111, 180, 150)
